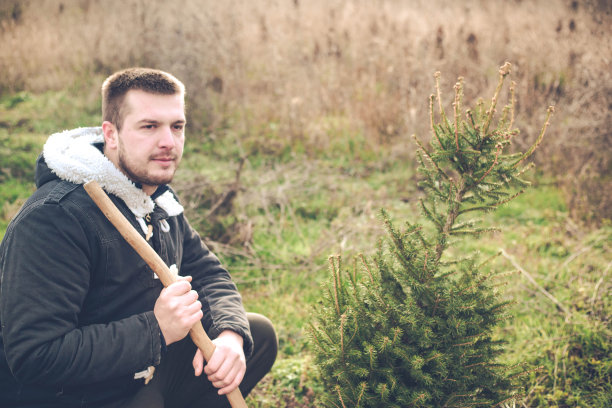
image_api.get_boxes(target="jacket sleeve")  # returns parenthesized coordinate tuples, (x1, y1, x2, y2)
(178, 216, 253, 358)
(0, 202, 162, 386)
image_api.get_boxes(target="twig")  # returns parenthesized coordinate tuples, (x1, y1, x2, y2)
(590, 260, 610, 309)
(560, 245, 591, 269)
(500, 248, 571, 320)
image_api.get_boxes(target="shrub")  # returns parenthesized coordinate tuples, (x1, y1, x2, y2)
(309, 63, 554, 407)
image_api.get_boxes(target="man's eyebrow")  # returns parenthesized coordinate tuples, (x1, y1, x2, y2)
(136, 119, 186, 124)
(137, 119, 161, 124)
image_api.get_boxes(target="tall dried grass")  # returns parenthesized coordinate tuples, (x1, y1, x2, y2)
(1, 0, 610, 222)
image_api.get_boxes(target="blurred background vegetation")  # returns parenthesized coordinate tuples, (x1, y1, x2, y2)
(0, 0, 610, 406)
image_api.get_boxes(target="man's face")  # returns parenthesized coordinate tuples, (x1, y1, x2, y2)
(106, 90, 186, 194)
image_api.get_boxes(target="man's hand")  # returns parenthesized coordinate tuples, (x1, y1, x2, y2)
(193, 330, 246, 395)
(154, 276, 203, 345)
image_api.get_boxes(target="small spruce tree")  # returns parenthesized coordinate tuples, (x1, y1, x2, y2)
(309, 63, 554, 408)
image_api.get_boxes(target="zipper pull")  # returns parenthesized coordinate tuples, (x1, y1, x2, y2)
(145, 214, 153, 241)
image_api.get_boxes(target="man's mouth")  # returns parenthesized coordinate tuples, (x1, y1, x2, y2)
(151, 156, 176, 162)
(151, 156, 176, 166)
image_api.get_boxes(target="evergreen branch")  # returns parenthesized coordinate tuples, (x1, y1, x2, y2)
(359, 253, 375, 284)
(464, 361, 489, 369)
(509, 80, 516, 132)
(443, 392, 478, 408)
(512, 105, 554, 168)
(450, 218, 479, 231)
(450, 227, 501, 236)
(417, 157, 450, 200)
(484, 62, 511, 136)
(454, 81, 461, 151)
(367, 344, 376, 371)
(430, 94, 444, 148)
(516, 162, 535, 177)
(434, 180, 466, 263)
(356, 382, 367, 407)
(457, 204, 498, 215)
(477, 143, 502, 183)
(465, 353, 485, 361)
(350, 257, 358, 286)
(499, 104, 512, 135)
(431, 293, 441, 317)
(460, 190, 525, 215)
(460, 130, 481, 150)
(346, 314, 360, 348)
(335, 385, 348, 408)
(308, 323, 326, 351)
(412, 393, 427, 406)
(454, 331, 487, 347)
(413, 223, 432, 249)
(494, 395, 518, 408)
(466, 109, 480, 143)
(414, 135, 452, 181)
(493, 314, 514, 324)
(340, 314, 346, 363)
(329, 256, 342, 316)
(488, 300, 514, 314)
(420, 199, 444, 230)
(508, 365, 543, 380)
(455, 271, 495, 296)
(454, 340, 477, 347)
(476, 250, 502, 269)
(378, 383, 389, 401)
(454, 146, 482, 156)
(434, 71, 447, 123)
(360, 253, 391, 310)
(392, 327, 402, 344)
(491, 281, 510, 289)
(348, 259, 362, 305)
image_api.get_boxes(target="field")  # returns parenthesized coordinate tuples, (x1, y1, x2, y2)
(1, 0, 610, 407)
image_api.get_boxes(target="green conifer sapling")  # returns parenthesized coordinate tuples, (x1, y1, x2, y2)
(309, 62, 554, 408)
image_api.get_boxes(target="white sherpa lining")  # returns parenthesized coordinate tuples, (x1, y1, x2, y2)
(43, 127, 184, 219)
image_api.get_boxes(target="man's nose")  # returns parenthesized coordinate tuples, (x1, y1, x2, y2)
(158, 126, 176, 148)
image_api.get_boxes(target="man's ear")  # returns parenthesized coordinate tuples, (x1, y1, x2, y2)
(102, 121, 118, 150)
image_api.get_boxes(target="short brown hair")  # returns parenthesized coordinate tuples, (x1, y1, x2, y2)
(101, 68, 185, 129)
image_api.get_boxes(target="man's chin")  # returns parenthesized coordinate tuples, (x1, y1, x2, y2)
(138, 173, 176, 188)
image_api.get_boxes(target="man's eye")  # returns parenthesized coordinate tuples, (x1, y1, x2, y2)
(143, 124, 156, 129)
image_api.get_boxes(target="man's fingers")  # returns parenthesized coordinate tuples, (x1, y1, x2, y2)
(201, 331, 246, 394)
(154, 276, 202, 345)
(205, 351, 242, 391)
(216, 367, 245, 395)
(206, 354, 235, 380)
(163, 279, 192, 296)
(185, 290, 199, 304)
(203, 352, 222, 376)
(184, 299, 202, 313)
(192, 349, 204, 377)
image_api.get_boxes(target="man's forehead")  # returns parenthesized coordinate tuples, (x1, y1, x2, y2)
(123, 90, 185, 118)
(124, 89, 184, 104)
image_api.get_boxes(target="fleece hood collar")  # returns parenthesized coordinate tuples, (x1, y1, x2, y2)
(42, 127, 184, 218)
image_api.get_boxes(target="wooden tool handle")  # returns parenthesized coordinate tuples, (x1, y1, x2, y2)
(84, 181, 247, 408)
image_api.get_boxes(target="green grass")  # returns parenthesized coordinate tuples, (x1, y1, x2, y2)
(1, 90, 610, 407)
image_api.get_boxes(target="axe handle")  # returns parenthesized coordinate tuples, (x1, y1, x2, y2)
(84, 181, 247, 408)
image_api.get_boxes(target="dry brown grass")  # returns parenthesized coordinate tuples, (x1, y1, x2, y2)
(1, 0, 610, 222)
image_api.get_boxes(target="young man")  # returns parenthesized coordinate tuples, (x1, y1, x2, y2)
(0, 68, 277, 407)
